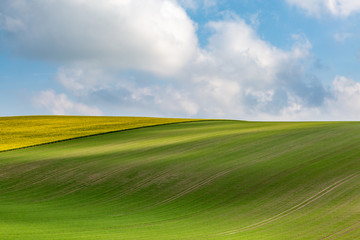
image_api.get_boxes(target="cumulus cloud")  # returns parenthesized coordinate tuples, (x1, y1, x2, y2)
(0, 0, 197, 75)
(58, 16, 320, 120)
(287, 0, 360, 17)
(33, 90, 102, 116)
(178, 17, 317, 118)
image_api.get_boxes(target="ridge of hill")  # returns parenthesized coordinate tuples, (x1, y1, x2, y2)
(0, 115, 199, 151)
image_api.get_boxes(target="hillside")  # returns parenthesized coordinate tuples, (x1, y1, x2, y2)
(1, 119, 360, 239)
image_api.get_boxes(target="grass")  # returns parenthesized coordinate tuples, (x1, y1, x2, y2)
(0, 115, 198, 151)
(1, 118, 360, 239)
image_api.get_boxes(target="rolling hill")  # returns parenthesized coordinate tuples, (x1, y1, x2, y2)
(1, 118, 359, 239)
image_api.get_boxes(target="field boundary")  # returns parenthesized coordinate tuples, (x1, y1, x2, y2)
(0, 119, 208, 154)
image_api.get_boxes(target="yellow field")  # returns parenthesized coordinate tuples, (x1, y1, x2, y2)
(0, 115, 198, 151)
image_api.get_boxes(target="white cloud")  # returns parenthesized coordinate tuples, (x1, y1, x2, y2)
(0, 0, 197, 75)
(175, 17, 314, 119)
(177, 0, 216, 10)
(177, 0, 198, 10)
(326, 76, 360, 119)
(333, 32, 353, 43)
(49, 15, 320, 120)
(112, 80, 200, 116)
(33, 90, 102, 116)
(0, 14, 24, 32)
(287, 0, 360, 17)
(203, 0, 217, 9)
(84, 16, 318, 120)
(52, 68, 200, 117)
(249, 12, 261, 28)
(264, 76, 360, 121)
(55, 67, 112, 94)
(117, 83, 200, 117)
(205, 19, 310, 72)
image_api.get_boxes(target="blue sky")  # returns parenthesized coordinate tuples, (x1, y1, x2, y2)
(1, 0, 360, 120)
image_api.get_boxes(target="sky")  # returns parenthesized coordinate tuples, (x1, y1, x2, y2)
(1, 0, 360, 120)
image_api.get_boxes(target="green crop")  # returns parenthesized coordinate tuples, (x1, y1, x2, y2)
(1, 119, 359, 239)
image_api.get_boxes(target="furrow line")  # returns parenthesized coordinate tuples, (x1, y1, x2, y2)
(155, 170, 231, 206)
(320, 220, 360, 239)
(219, 172, 359, 236)
(111, 169, 231, 217)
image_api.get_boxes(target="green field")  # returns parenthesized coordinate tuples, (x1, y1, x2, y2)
(1, 118, 360, 239)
